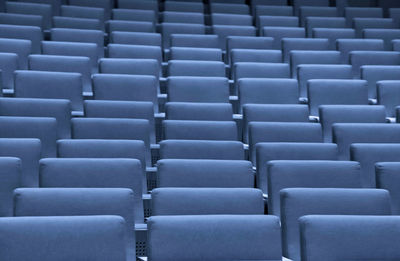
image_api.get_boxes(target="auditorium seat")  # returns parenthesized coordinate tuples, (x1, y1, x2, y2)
(68, 0, 112, 20)
(350, 51, 400, 78)
(170, 34, 219, 49)
(212, 25, 256, 51)
(157, 159, 253, 188)
(363, 29, 400, 51)
(282, 38, 330, 63)
(299, 215, 400, 261)
(161, 23, 205, 50)
(50, 28, 104, 58)
(242, 104, 309, 143)
(162, 11, 204, 24)
(227, 35, 274, 63)
(0, 38, 31, 70)
(255, 5, 293, 18)
(111, 32, 161, 47)
(159, 140, 245, 160)
(262, 27, 305, 50)
(307, 79, 369, 116)
(281, 188, 391, 261)
(0, 157, 21, 216)
(292, 0, 329, 16)
(299, 6, 338, 26)
(297, 65, 352, 98)
(212, 13, 252, 26)
(41, 41, 99, 74)
(333, 123, 400, 160)
(165, 102, 233, 121)
(14, 71, 83, 114)
(390, 8, 400, 26)
(112, 9, 156, 23)
(258, 15, 299, 29)
(361, 66, 400, 99)
(107, 44, 162, 67)
(0, 98, 71, 139)
(14, 188, 136, 260)
(0, 216, 128, 261)
(99, 59, 160, 82)
(169, 47, 222, 61)
(249, 122, 323, 163)
(344, 7, 383, 27)
(5, 2, 52, 30)
(354, 18, 395, 38)
(53, 16, 103, 31)
(336, 39, 384, 63)
(0, 53, 17, 92)
(0, 117, 57, 157)
(305, 17, 346, 38)
(230, 50, 281, 71)
(376, 162, 400, 214)
(312, 28, 355, 50)
(210, 2, 249, 14)
(151, 188, 264, 215)
(28, 54, 92, 94)
(106, 20, 154, 34)
(167, 76, 229, 103)
(268, 160, 361, 216)
(377, 80, 400, 117)
(0, 139, 40, 187)
(84, 100, 156, 143)
(0, 13, 43, 30)
(147, 215, 282, 261)
(0, 25, 42, 53)
(290, 50, 341, 78)
(168, 60, 225, 77)
(61, 5, 104, 27)
(164, 1, 203, 13)
(118, 0, 158, 12)
(163, 120, 238, 141)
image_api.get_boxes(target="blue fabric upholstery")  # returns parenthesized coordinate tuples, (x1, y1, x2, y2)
(292, 0, 329, 15)
(282, 188, 391, 261)
(14, 71, 83, 113)
(307, 79, 369, 116)
(268, 160, 361, 216)
(336, 39, 384, 63)
(99, 58, 160, 79)
(50, 28, 104, 58)
(377, 80, 400, 117)
(0, 13, 43, 30)
(350, 51, 400, 78)
(351, 143, 400, 188)
(107, 44, 162, 66)
(112, 9, 156, 23)
(376, 162, 400, 214)
(282, 38, 330, 63)
(393, 39, 400, 51)
(165, 102, 232, 121)
(299, 6, 338, 26)
(147, 215, 282, 261)
(361, 65, 400, 99)
(106, 20, 154, 34)
(168, 60, 225, 77)
(111, 32, 161, 47)
(157, 159, 253, 188)
(344, 7, 383, 27)
(42, 41, 99, 74)
(212, 25, 256, 50)
(159, 140, 245, 160)
(333, 123, 400, 160)
(319, 105, 386, 143)
(170, 34, 219, 48)
(0, 157, 21, 216)
(118, 0, 158, 12)
(290, 51, 341, 78)
(249, 122, 323, 163)
(0, 98, 71, 139)
(163, 120, 238, 141)
(227, 36, 274, 52)
(354, 18, 395, 37)
(305, 17, 346, 38)
(0, 38, 31, 69)
(53, 16, 102, 31)
(255, 5, 293, 18)
(299, 215, 400, 261)
(0, 139, 40, 187)
(255, 142, 338, 193)
(212, 13, 252, 26)
(0, 216, 127, 261)
(6, 2, 52, 30)
(210, 3, 249, 14)
(243, 104, 309, 143)
(262, 27, 305, 50)
(28, 54, 92, 94)
(364, 29, 400, 50)
(258, 15, 299, 29)
(84, 100, 155, 143)
(14, 188, 135, 260)
(164, 1, 203, 12)
(61, 5, 105, 27)
(231, 49, 282, 65)
(68, 0, 112, 20)
(0, 25, 42, 53)
(151, 188, 264, 215)
(0, 53, 17, 91)
(0, 117, 56, 157)
(167, 76, 228, 103)
(161, 23, 205, 49)
(170, 47, 222, 61)
(298, 65, 352, 98)
(313, 28, 355, 49)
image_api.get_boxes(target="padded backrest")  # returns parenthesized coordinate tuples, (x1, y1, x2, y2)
(235, 63, 290, 84)
(300, 215, 400, 261)
(282, 38, 329, 63)
(307, 79, 369, 116)
(157, 159, 253, 188)
(165, 102, 232, 121)
(333, 123, 400, 160)
(268, 160, 361, 216)
(227, 36, 274, 53)
(28, 54, 92, 94)
(282, 188, 391, 261)
(0, 216, 127, 261)
(61, 5, 105, 26)
(377, 80, 400, 117)
(53, 16, 102, 31)
(210, 3, 249, 14)
(212, 13, 252, 26)
(364, 29, 400, 51)
(350, 51, 400, 78)
(255, 5, 293, 18)
(0, 53, 18, 90)
(0, 157, 21, 216)
(305, 17, 345, 37)
(351, 143, 400, 188)
(345, 7, 383, 27)
(376, 162, 400, 214)
(170, 34, 219, 48)
(0, 117, 56, 157)
(84, 100, 156, 143)
(258, 15, 299, 29)
(107, 44, 162, 66)
(169, 47, 222, 61)
(255, 142, 338, 193)
(168, 60, 225, 77)
(300, 6, 338, 26)
(148, 215, 282, 261)
(14, 188, 135, 259)
(297, 65, 352, 98)
(0, 98, 71, 139)
(112, 9, 156, 23)
(106, 20, 154, 34)
(68, 0, 112, 20)
(337, 39, 384, 63)
(354, 18, 395, 38)
(319, 105, 386, 143)
(99, 58, 160, 78)
(14, 70, 83, 113)
(151, 188, 264, 215)
(231, 49, 282, 65)
(118, 0, 158, 11)
(50, 28, 104, 58)
(361, 65, 400, 99)
(163, 120, 237, 141)
(0, 38, 31, 69)
(290, 51, 341, 78)
(164, 1, 203, 12)
(212, 25, 256, 50)
(0, 24, 42, 53)
(292, 0, 329, 15)
(159, 140, 244, 160)
(111, 32, 161, 47)
(249, 122, 323, 163)
(6, 2, 52, 30)
(161, 23, 205, 49)
(262, 27, 305, 50)
(167, 76, 229, 103)
(162, 11, 204, 24)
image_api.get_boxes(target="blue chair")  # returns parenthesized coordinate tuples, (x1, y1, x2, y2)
(377, 80, 400, 117)
(0, 38, 31, 70)
(164, 1, 203, 13)
(282, 38, 329, 63)
(354, 18, 395, 38)
(169, 47, 222, 61)
(212, 13, 252, 26)
(299, 6, 338, 26)
(255, 5, 293, 18)
(107, 44, 162, 66)
(344, 7, 383, 27)
(53, 16, 102, 31)
(170, 34, 219, 49)
(112, 9, 156, 23)
(312, 28, 355, 50)
(162, 11, 204, 24)
(364, 29, 400, 51)
(61, 5, 105, 27)
(68, 0, 112, 20)
(168, 61, 225, 77)
(212, 25, 256, 51)
(350, 51, 400, 78)
(106, 20, 154, 34)
(258, 15, 299, 29)
(161, 23, 205, 49)
(165, 102, 232, 121)
(336, 39, 384, 63)
(376, 162, 400, 214)
(0, 157, 22, 216)
(0, 24, 42, 54)
(0, 216, 127, 261)
(0, 13, 43, 30)
(99, 59, 160, 80)
(361, 66, 400, 99)
(210, 2, 249, 14)
(118, 0, 158, 12)
(111, 32, 161, 47)
(0, 53, 18, 92)
(262, 27, 305, 50)
(290, 50, 341, 78)
(6, 2, 52, 30)
(305, 17, 346, 38)
(292, 0, 329, 15)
